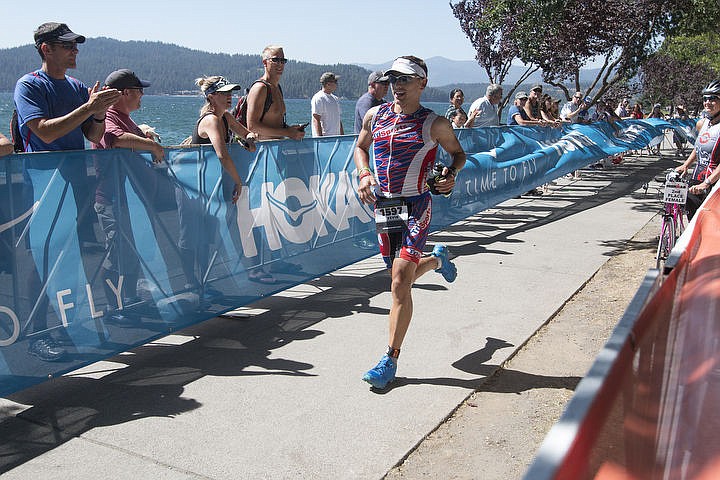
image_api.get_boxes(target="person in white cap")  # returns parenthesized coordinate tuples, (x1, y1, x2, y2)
(354, 55, 466, 389)
(354, 71, 389, 134)
(177, 76, 259, 289)
(311, 72, 344, 136)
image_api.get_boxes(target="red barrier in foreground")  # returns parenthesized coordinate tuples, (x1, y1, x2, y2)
(525, 187, 720, 479)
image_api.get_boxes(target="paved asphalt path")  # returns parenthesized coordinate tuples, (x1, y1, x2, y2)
(0, 153, 676, 479)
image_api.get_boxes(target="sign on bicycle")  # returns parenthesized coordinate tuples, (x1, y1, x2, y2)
(663, 180, 688, 205)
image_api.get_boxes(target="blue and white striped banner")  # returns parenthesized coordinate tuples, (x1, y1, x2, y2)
(0, 118, 680, 395)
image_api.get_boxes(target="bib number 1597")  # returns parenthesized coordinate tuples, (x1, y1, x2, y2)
(374, 200, 408, 233)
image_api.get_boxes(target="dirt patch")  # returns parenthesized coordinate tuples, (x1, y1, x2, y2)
(384, 215, 660, 480)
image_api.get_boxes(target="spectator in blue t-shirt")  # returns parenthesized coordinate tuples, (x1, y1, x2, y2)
(13, 22, 121, 362)
(507, 92, 548, 126)
(14, 22, 122, 249)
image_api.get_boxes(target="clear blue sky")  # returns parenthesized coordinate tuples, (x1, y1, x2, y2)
(0, 1, 479, 65)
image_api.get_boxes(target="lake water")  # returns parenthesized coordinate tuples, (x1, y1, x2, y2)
(0, 92, 453, 146)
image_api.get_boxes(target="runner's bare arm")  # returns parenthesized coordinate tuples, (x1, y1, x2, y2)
(353, 106, 379, 204)
(432, 116, 467, 194)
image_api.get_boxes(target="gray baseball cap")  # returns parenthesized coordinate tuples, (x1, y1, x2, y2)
(104, 69, 151, 90)
(368, 71, 389, 84)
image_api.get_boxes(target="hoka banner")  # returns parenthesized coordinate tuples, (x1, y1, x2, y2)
(0, 118, 679, 396)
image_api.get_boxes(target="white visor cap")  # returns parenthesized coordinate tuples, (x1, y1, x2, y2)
(384, 57, 427, 78)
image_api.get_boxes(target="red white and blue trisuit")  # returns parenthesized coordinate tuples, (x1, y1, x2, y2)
(370, 102, 438, 267)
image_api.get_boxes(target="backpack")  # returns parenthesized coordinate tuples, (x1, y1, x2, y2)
(10, 109, 28, 153)
(232, 80, 278, 127)
(11, 71, 44, 153)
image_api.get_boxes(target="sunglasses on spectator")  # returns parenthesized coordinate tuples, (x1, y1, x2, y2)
(388, 75, 420, 85)
(50, 41, 78, 50)
(267, 57, 288, 64)
(703, 95, 719, 102)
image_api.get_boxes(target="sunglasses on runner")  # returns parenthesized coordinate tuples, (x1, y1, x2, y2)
(267, 57, 288, 64)
(388, 74, 421, 85)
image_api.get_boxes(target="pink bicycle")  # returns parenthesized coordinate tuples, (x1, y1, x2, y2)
(655, 170, 688, 270)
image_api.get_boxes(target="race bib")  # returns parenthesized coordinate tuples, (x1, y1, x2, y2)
(664, 181, 688, 205)
(374, 197, 408, 233)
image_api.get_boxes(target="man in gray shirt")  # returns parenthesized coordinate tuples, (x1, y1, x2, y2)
(353, 71, 389, 134)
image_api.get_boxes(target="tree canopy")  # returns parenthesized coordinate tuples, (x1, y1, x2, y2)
(451, 0, 720, 109)
(640, 33, 720, 112)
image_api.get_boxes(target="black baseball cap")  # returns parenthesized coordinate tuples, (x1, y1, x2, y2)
(34, 22, 86, 48)
(104, 69, 151, 90)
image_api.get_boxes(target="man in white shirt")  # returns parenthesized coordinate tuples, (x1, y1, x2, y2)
(465, 84, 503, 127)
(561, 92, 590, 123)
(311, 72, 344, 136)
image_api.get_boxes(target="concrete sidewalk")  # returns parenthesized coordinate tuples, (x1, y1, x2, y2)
(0, 154, 676, 479)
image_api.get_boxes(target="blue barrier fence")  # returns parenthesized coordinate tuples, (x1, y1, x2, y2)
(0, 118, 681, 396)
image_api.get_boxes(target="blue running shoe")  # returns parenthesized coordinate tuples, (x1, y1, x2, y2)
(432, 244, 457, 283)
(362, 354, 397, 389)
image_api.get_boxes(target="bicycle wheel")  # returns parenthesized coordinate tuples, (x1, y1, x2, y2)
(656, 215, 676, 270)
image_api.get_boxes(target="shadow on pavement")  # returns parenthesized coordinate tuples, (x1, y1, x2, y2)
(371, 336, 579, 394)
(0, 155, 671, 473)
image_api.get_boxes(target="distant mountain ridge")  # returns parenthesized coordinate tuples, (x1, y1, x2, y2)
(0, 38, 376, 99)
(0, 39, 597, 102)
(357, 56, 601, 89)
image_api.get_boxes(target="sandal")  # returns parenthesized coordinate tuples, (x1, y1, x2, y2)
(248, 268, 276, 284)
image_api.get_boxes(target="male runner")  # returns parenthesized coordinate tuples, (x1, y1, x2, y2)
(354, 55, 467, 389)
